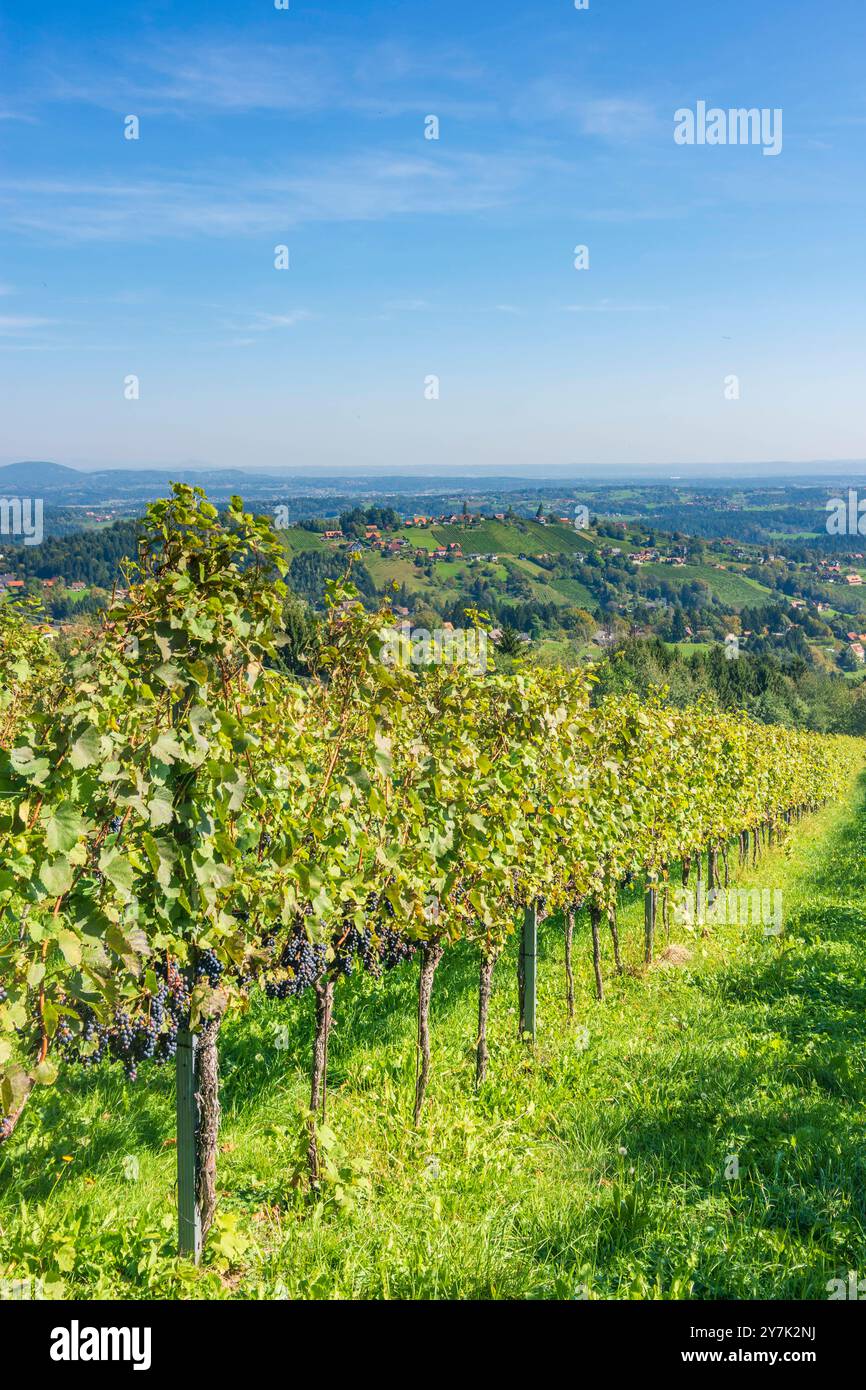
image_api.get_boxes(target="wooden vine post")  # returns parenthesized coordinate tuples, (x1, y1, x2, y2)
(176, 1027, 202, 1262)
(520, 901, 538, 1039)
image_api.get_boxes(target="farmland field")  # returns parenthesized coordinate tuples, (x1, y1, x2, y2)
(640, 563, 774, 609)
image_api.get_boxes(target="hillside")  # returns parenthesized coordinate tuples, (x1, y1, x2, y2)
(639, 562, 774, 609)
(0, 460, 83, 487)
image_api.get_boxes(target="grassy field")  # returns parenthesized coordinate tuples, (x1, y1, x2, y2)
(397, 520, 592, 558)
(550, 575, 598, 609)
(640, 563, 773, 609)
(277, 527, 331, 558)
(2, 782, 865, 1300)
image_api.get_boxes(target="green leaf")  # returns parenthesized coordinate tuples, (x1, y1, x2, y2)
(45, 802, 87, 854)
(56, 931, 82, 967)
(39, 856, 74, 896)
(98, 848, 135, 896)
(33, 1057, 59, 1085)
(70, 726, 101, 770)
(151, 732, 184, 764)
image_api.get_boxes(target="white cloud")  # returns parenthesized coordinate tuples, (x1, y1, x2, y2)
(0, 150, 533, 242)
(383, 299, 431, 312)
(245, 311, 312, 330)
(563, 301, 668, 313)
(0, 314, 56, 332)
(512, 83, 659, 141)
(29, 36, 495, 121)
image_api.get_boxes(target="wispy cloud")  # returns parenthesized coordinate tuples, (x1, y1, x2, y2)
(0, 314, 57, 332)
(563, 301, 668, 313)
(26, 36, 495, 121)
(0, 150, 534, 242)
(511, 83, 660, 141)
(243, 310, 312, 330)
(383, 299, 431, 312)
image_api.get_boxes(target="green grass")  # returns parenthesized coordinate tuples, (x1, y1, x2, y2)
(640, 562, 773, 608)
(396, 521, 592, 558)
(3, 783, 866, 1300)
(670, 641, 715, 657)
(550, 575, 598, 609)
(277, 527, 331, 558)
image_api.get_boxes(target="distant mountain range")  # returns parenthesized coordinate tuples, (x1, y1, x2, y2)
(0, 461, 287, 504)
(2, 460, 866, 513)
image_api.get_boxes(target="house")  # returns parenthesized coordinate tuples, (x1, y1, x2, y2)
(447, 541, 462, 553)
(433, 547, 447, 559)
(851, 642, 866, 663)
(323, 530, 344, 540)
(846, 573, 863, 586)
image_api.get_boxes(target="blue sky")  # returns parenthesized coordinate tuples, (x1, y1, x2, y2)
(1, 0, 865, 475)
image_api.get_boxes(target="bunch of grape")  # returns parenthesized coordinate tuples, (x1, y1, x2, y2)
(332, 924, 378, 978)
(0, 982, 7, 1004)
(378, 925, 416, 971)
(57, 957, 193, 1080)
(196, 949, 224, 987)
(261, 897, 415, 1003)
(264, 930, 326, 999)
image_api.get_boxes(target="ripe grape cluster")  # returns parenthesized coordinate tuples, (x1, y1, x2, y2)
(265, 930, 327, 999)
(197, 948, 224, 987)
(57, 955, 197, 1080)
(332, 924, 378, 978)
(378, 925, 416, 971)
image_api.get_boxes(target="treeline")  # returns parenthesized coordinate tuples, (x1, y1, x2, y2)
(8, 519, 141, 587)
(595, 637, 866, 734)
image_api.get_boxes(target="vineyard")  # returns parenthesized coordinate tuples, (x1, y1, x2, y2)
(0, 486, 862, 1294)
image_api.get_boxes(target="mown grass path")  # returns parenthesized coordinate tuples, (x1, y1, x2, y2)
(2, 779, 865, 1299)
